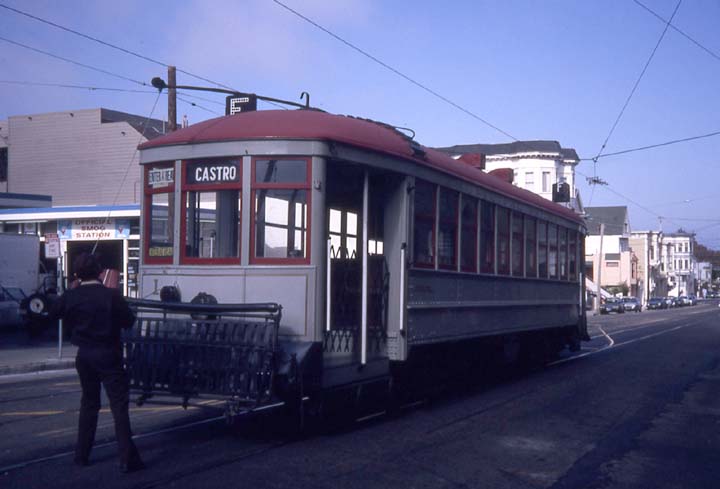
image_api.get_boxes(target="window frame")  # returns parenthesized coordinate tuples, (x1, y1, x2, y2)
(460, 195, 478, 273)
(250, 156, 312, 265)
(511, 212, 524, 277)
(180, 158, 243, 265)
(497, 207, 511, 276)
(144, 163, 176, 265)
(438, 188, 459, 271)
(413, 179, 437, 269)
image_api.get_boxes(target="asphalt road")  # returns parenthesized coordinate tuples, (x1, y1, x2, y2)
(1, 301, 719, 489)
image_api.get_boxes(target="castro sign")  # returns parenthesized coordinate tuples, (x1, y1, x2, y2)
(187, 160, 240, 185)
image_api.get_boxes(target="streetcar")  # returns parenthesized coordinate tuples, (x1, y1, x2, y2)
(125, 107, 588, 420)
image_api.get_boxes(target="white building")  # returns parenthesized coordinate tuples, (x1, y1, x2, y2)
(630, 230, 667, 303)
(435, 140, 583, 213)
(661, 231, 697, 297)
(697, 261, 713, 297)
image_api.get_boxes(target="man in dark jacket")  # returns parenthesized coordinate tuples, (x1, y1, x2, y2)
(50, 252, 144, 473)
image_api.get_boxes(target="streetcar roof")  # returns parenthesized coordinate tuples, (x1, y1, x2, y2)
(139, 110, 583, 224)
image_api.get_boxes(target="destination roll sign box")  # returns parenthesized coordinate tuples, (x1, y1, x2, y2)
(187, 160, 240, 185)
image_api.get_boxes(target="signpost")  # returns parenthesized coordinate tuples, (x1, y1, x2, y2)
(44, 233, 61, 259)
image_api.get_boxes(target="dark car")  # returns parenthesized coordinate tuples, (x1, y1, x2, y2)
(647, 297, 667, 310)
(600, 298, 625, 314)
(622, 297, 641, 312)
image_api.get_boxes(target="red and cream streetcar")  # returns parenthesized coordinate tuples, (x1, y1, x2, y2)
(126, 104, 588, 420)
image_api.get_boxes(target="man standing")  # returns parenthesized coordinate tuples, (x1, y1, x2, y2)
(50, 252, 144, 473)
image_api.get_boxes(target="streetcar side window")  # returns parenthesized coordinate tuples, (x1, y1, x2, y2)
(538, 221, 548, 278)
(144, 163, 175, 264)
(569, 230, 578, 281)
(480, 201, 495, 274)
(252, 158, 311, 263)
(460, 195, 478, 273)
(548, 223, 559, 279)
(413, 180, 436, 268)
(525, 216, 537, 278)
(559, 227, 568, 280)
(511, 212, 524, 277)
(438, 188, 459, 270)
(497, 207, 510, 275)
(181, 159, 242, 263)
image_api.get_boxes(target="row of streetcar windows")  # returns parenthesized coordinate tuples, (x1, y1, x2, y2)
(144, 158, 310, 264)
(413, 179, 580, 281)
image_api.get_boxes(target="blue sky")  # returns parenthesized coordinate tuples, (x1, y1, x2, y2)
(1, 0, 719, 247)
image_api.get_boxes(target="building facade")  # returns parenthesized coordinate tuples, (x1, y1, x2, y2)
(584, 206, 639, 297)
(661, 232, 697, 297)
(630, 230, 668, 303)
(435, 140, 583, 214)
(0, 108, 166, 297)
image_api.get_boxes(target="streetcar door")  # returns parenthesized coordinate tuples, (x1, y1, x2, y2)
(324, 164, 398, 370)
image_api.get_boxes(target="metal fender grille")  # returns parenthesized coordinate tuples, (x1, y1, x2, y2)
(123, 300, 281, 408)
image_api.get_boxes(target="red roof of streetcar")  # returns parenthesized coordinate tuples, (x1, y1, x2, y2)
(139, 110, 583, 224)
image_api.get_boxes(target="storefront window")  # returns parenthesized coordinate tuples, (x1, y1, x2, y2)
(252, 158, 311, 263)
(181, 158, 242, 264)
(144, 163, 175, 263)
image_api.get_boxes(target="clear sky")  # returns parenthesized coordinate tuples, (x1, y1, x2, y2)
(1, 0, 719, 247)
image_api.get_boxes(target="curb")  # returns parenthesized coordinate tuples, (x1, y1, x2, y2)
(0, 360, 76, 377)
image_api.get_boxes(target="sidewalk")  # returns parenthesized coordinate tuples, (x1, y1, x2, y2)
(0, 326, 77, 376)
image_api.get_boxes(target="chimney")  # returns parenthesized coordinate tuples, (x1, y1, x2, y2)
(457, 153, 486, 170)
(488, 168, 514, 184)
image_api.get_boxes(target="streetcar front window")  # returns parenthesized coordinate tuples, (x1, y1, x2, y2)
(254, 189, 308, 259)
(252, 158, 311, 263)
(148, 192, 174, 258)
(184, 190, 241, 259)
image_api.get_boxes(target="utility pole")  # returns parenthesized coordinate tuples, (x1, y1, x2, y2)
(595, 222, 605, 315)
(168, 66, 177, 132)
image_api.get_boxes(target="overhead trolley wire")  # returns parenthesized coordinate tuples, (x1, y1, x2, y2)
(592, 0, 682, 161)
(271, 0, 517, 141)
(633, 0, 720, 64)
(581, 129, 720, 161)
(0, 36, 148, 86)
(0, 2, 234, 91)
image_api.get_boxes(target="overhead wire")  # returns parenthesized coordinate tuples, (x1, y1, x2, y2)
(270, 0, 517, 141)
(633, 0, 720, 64)
(176, 95, 222, 115)
(0, 36, 148, 86)
(0, 2, 292, 110)
(581, 129, 720, 161)
(592, 0, 682, 161)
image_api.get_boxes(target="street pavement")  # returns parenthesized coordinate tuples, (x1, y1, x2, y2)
(0, 324, 76, 376)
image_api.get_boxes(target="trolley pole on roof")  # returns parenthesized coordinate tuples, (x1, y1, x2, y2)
(168, 66, 177, 132)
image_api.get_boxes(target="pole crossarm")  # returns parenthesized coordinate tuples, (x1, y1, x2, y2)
(151, 77, 315, 110)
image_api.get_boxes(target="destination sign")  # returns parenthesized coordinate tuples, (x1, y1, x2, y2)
(147, 167, 175, 188)
(186, 161, 240, 185)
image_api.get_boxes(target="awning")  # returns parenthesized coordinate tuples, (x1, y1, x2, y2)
(585, 277, 612, 298)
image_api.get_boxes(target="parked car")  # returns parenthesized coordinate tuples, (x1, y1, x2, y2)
(622, 297, 641, 312)
(687, 295, 697, 305)
(600, 298, 625, 314)
(665, 297, 679, 308)
(647, 297, 667, 310)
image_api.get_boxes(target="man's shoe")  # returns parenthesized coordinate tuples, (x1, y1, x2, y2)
(119, 460, 145, 473)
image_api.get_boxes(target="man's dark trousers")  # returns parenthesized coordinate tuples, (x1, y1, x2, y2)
(75, 345, 140, 466)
